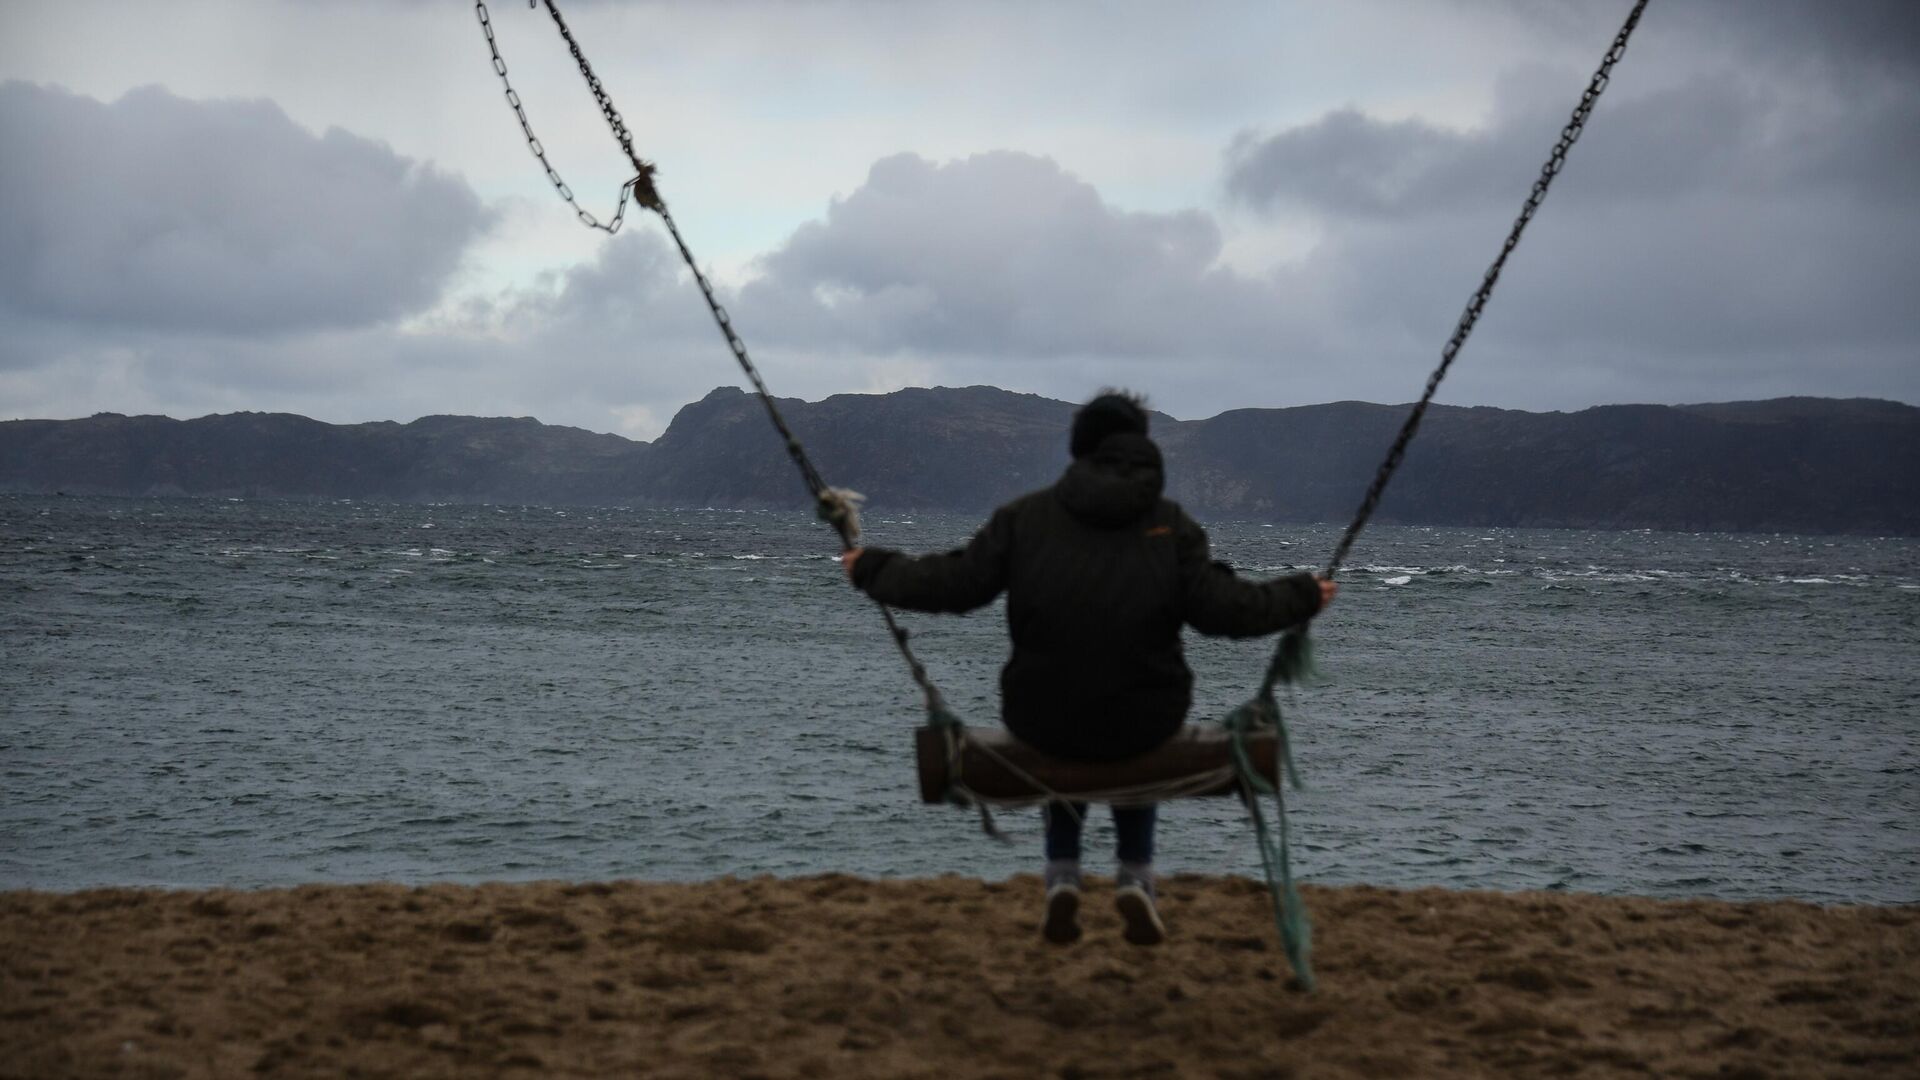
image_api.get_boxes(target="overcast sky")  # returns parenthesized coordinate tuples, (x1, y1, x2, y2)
(2, 1, 1915, 439)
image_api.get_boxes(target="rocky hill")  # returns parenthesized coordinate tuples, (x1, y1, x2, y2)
(4, 388, 1916, 535)
(0, 411, 651, 504)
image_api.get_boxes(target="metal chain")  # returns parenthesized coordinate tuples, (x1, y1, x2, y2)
(652, 205, 834, 505)
(1239, 8, 1645, 973)
(474, 0, 636, 232)
(534, 0, 664, 213)
(475, 0, 950, 716)
(648, 195, 952, 715)
(519, 0, 823, 509)
(1322, 0, 1650, 579)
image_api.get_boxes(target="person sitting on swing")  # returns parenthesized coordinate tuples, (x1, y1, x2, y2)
(842, 390, 1334, 945)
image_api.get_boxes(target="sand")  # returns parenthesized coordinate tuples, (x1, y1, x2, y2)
(3, 875, 1914, 1079)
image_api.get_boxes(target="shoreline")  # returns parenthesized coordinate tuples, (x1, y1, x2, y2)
(4, 875, 1914, 1078)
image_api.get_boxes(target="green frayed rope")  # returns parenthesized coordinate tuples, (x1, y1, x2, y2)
(1222, 625, 1317, 990)
(926, 700, 1018, 843)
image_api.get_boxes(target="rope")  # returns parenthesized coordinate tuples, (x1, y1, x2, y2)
(1223, 0, 1652, 990)
(1222, 683, 1314, 990)
(474, 0, 955, 727)
(929, 706, 1014, 840)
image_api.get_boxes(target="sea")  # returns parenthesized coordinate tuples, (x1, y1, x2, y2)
(3, 495, 1915, 905)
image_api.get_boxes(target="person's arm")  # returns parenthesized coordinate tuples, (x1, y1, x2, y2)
(1175, 509, 1330, 637)
(843, 506, 1015, 614)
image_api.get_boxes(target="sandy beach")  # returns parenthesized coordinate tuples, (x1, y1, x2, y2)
(3, 875, 1914, 1078)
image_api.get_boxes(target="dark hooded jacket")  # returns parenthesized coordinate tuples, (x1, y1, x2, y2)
(851, 433, 1322, 761)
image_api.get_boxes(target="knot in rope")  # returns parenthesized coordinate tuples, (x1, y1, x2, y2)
(815, 487, 866, 546)
(628, 167, 664, 214)
(1259, 626, 1317, 698)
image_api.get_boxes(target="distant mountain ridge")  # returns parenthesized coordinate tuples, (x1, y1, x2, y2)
(4, 387, 1916, 535)
(0, 410, 652, 505)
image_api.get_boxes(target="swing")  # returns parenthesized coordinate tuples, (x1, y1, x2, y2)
(472, 0, 1652, 989)
(914, 721, 1280, 806)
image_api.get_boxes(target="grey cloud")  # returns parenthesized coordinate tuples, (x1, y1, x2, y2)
(0, 223, 728, 440)
(738, 151, 1296, 361)
(1225, 67, 1919, 217)
(1462, 0, 1916, 67)
(1740, 0, 1920, 76)
(1224, 108, 1477, 217)
(8, 0, 1916, 439)
(1510, 0, 1920, 78)
(1212, 17, 1920, 400)
(0, 82, 488, 338)
(535, 224, 713, 338)
(414, 226, 739, 436)
(721, 131, 1916, 416)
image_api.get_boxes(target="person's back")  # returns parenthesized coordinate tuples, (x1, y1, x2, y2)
(844, 391, 1332, 944)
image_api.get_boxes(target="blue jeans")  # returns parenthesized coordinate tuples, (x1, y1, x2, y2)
(1043, 801, 1156, 865)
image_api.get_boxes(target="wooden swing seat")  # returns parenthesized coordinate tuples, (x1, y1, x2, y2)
(913, 723, 1279, 804)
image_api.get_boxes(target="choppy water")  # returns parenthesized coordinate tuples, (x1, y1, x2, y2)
(3, 495, 1915, 903)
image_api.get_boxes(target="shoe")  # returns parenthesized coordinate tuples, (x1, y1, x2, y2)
(1114, 868, 1166, 946)
(1042, 865, 1083, 945)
